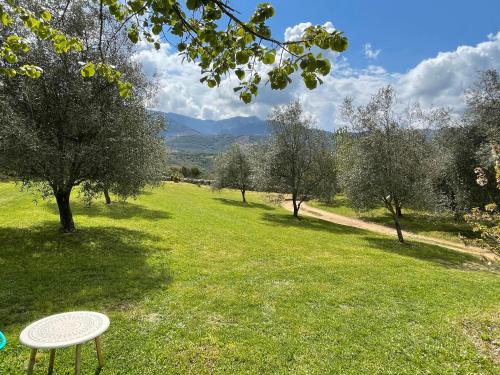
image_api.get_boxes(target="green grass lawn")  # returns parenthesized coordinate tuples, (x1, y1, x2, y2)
(309, 196, 475, 244)
(0, 182, 499, 374)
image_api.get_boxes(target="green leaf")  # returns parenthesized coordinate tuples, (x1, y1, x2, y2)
(118, 80, 133, 97)
(152, 24, 162, 35)
(250, 3, 275, 23)
(80, 63, 95, 78)
(1, 12, 13, 27)
(186, 0, 200, 10)
(129, 0, 145, 13)
(5, 53, 17, 64)
(330, 36, 348, 52)
(128, 26, 139, 44)
(235, 69, 245, 80)
(268, 68, 289, 90)
(262, 51, 275, 65)
(0, 67, 17, 77)
(316, 59, 331, 76)
(40, 10, 52, 22)
(240, 92, 252, 104)
(287, 44, 304, 55)
(302, 72, 317, 90)
(19, 65, 42, 79)
(236, 50, 251, 65)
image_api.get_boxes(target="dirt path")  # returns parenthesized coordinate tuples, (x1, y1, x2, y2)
(282, 200, 498, 262)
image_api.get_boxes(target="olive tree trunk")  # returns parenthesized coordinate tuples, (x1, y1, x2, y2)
(54, 188, 75, 232)
(392, 214, 404, 243)
(241, 189, 246, 203)
(292, 194, 300, 218)
(104, 188, 111, 205)
(384, 198, 404, 243)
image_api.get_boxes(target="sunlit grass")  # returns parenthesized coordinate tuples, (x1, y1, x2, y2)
(310, 195, 475, 244)
(0, 182, 498, 374)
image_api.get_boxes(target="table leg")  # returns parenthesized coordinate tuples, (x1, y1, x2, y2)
(27, 348, 37, 375)
(95, 336, 105, 368)
(75, 344, 82, 375)
(48, 349, 56, 375)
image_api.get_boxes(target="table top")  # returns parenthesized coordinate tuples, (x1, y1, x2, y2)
(20, 311, 110, 349)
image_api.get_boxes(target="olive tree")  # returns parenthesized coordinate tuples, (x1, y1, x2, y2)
(427, 70, 500, 216)
(464, 149, 500, 254)
(213, 143, 253, 202)
(465, 69, 500, 146)
(1, 0, 349, 102)
(0, 2, 167, 231)
(258, 101, 337, 217)
(462, 70, 500, 253)
(339, 86, 432, 243)
(80, 110, 167, 206)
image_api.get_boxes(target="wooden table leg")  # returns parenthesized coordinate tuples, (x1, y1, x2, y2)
(27, 348, 37, 375)
(48, 349, 56, 375)
(75, 344, 82, 375)
(95, 336, 104, 368)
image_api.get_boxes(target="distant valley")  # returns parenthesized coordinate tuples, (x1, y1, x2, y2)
(150, 111, 270, 174)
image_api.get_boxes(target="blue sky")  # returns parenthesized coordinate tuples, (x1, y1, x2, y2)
(138, 0, 500, 129)
(236, 0, 500, 72)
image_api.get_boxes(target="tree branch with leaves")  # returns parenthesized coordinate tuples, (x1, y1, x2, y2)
(1, 0, 348, 101)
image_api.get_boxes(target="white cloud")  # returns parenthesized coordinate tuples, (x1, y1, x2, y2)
(134, 29, 500, 130)
(284, 21, 335, 42)
(364, 43, 381, 60)
(397, 32, 500, 110)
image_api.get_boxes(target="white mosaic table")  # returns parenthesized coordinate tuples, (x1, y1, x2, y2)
(20, 311, 110, 375)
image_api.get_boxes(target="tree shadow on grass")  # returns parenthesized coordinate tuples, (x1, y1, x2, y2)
(0, 223, 172, 329)
(261, 211, 367, 235)
(46, 201, 171, 221)
(262, 212, 493, 270)
(320, 197, 477, 240)
(364, 236, 493, 270)
(363, 212, 477, 239)
(213, 197, 276, 211)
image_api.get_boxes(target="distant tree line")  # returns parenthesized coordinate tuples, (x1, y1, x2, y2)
(214, 70, 499, 248)
(169, 166, 202, 180)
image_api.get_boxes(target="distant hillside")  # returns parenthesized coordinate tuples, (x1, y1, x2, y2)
(166, 134, 266, 154)
(149, 111, 269, 173)
(152, 111, 269, 137)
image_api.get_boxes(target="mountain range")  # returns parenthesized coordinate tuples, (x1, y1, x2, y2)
(153, 111, 269, 138)
(149, 111, 270, 172)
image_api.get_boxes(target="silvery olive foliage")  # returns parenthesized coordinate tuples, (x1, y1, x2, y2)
(464, 147, 499, 254)
(338, 86, 434, 243)
(79, 110, 167, 206)
(213, 143, 253, 202)
(0, 1, 167, 231)
(462, 70, 500, 253)
(1, 0, 349, 101)
(428, 70, 500, 216)
(256, 101, 337, 217)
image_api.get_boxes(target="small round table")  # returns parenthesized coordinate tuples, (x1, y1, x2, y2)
(20, 311, 110, 375)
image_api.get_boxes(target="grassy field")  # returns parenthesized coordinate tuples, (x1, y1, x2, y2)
(0, 182, 499, 374)
(309, 196, 475, 244)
